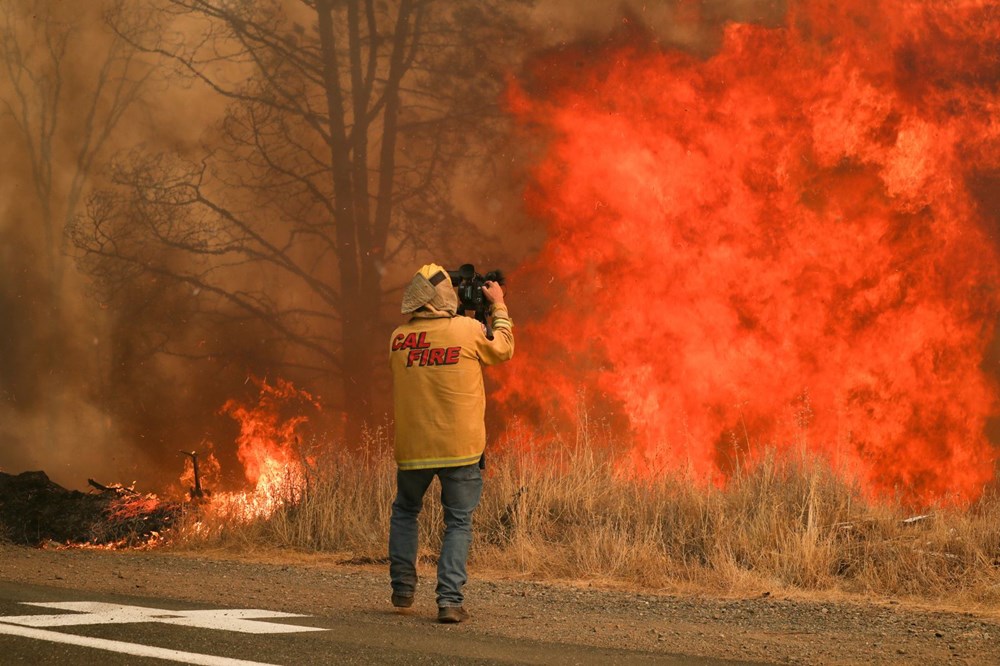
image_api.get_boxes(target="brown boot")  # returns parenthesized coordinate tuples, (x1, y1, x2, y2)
(437, 606, 469, 623)
(391, 594, 414, 609)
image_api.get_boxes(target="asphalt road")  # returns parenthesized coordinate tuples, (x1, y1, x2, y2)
(0, 581, 756, 665)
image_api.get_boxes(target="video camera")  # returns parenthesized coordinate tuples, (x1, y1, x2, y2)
(448, 264, 505, 340)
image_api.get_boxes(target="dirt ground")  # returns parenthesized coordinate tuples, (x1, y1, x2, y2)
(0, 543, 997, 665)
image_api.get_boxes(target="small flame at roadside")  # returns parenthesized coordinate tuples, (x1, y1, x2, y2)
(185, 377, 321, 521)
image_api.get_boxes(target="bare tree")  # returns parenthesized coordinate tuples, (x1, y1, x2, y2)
(0, 0, 153, 449)
(71, 0, 526, 440)
(1, 0, 151, 290)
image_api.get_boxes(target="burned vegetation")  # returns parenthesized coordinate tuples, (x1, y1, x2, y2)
(0, 471, 180, 548)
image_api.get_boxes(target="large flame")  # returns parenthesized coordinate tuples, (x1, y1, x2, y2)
(501, 1, 1000, 503)
(211, 377, 320, 519)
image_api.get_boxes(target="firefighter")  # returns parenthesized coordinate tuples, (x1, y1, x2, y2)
(388, 263, 514, 623)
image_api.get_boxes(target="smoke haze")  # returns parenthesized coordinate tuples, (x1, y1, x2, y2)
(1, 0, 995, 504)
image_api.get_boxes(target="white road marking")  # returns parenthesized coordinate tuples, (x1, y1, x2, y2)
(0, 601, 327, 633)
(0, 601, 329, 665)
(0, 622, 287, 666)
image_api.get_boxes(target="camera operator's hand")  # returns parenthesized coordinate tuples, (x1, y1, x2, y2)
(483, 280, 505, 308)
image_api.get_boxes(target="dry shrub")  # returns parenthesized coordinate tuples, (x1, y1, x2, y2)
(171, 428, 1000, 604)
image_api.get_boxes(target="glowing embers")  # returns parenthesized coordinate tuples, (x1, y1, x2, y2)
(501, 0, 1000, 503)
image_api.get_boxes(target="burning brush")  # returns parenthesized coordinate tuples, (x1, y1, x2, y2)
(500, 0, 1000, 504)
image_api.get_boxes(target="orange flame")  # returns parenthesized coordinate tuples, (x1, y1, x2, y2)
(210, 377, 320, 519)
(500, 1, 1000, 504)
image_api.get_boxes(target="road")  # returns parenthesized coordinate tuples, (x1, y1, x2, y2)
(2, 544, 997, 664)
(0, 581, 751, 665)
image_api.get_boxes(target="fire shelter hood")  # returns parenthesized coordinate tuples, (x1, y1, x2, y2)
(401, 263, 457, 318)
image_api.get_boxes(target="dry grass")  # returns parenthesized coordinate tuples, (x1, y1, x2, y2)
(170, 429, 1000, 605)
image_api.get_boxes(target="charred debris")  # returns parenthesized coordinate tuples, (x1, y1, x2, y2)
(0, 470, 183, 548)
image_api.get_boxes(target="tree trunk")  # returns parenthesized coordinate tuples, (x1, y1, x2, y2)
(316, 0, 374, 442)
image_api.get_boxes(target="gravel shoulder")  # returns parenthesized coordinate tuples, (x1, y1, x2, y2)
(0, 543, 997, 665)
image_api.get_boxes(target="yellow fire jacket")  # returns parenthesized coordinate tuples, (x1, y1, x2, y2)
(390, 307, 514, 470)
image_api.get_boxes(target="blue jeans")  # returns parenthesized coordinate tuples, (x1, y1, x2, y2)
(388, 463, 483, 607)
